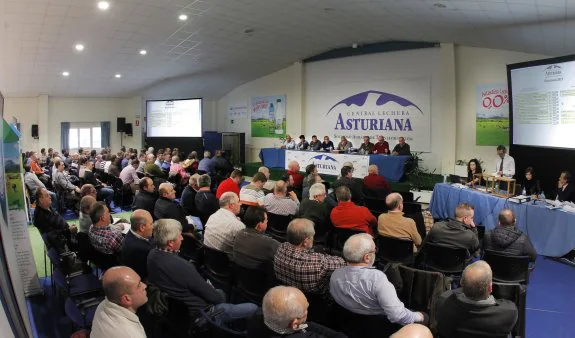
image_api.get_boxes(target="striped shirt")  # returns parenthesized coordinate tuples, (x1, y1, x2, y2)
(240, 184, 265, 205)
(263, 193, 299, 216)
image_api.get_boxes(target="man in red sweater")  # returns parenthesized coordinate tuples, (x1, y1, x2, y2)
(363, 165, 390, 192)
(287, 160, 304, 189)
(216, 169, 243, 199)
(372, 135, 390, 155)
(330, 186, 376, 235)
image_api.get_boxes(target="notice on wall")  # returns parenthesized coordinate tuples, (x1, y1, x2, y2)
(476, 83, 509, 146)
(285, 150, 369, 178)
(228, 102, 248, 119)
(251, 95, 286, 138)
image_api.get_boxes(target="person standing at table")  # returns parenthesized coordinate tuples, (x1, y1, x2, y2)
(392, 137, 411, 156)
(358, 136, 374, 154)
(373, 135, 390, 155)
(297, 135, 309, 150)
(337, 136, 353, 152)
(281, 135, 296, 150)
(556, 171, 575, 202)
(523, 167, 541, 197)
(309, 135, 322, 151)
(494, 145, 515, 178)
(322, 136, 335, 151)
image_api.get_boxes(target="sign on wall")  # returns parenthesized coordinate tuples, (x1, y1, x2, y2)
(228, 102, 248, 119)
(251, 95, 286, 138)
(476, 83, 509, 146)
(306, 78, 431, 152)
(285, 150, 369, 178)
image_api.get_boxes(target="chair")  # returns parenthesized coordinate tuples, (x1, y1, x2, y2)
(483, 250, 530, 283)
(330, 228, 365, 255)
(402, 201, 422, 215)
(363, 197, 388, 214)
(398, 191, 415, 202)
(47, 248, 102, 298)
(420, 243, 468, 275)
(180, 235, 204, 267)
(404, 209, 427, 241)
(231, 262, 276, 305)
(376, 235, 414, 265)
(91, 250, 121, 272)
(202, 246, 232, 294)
(65, 296, 103, 329)
(266, 213, 292, 242)
(76, 232, 96, 264)
(332, 302, 400, 338)
(492, 282, 526, 337)
(363, 187, 388, 199)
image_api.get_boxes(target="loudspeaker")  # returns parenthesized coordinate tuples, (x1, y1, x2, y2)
(125, 123, 133, 136)
(117, 117, 126, 132)
(31, 124, 39, 138)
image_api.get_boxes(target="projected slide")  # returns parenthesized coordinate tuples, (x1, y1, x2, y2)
(146, 99, 202, 137)
(511, 61, 575, 149)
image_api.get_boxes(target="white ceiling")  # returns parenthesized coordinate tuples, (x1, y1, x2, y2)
(0, 0, 574, 99)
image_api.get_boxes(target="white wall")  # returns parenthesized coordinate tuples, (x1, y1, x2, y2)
(3, 97, 39, 152)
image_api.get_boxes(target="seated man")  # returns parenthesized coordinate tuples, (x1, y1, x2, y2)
(330, 234, 427, 326)
(53, 160, 81, 201)
(204, 192, 245, 255)
(556, 171, 575, 202)
(239, 172, 268, 206)
(483, 209, 537, 262)
(24, 165, 57, 209)
(143, 154, 164, 178)
(392, 137, 411, 156)
(263, 180, 300, 216)
(180, 174, 200, 215)
(424, 202, 479, 256)
(309, 135, 322, 151)
(154, 183, 192, 232)
(84, 161, 115, 209)
(274, 218, 345, 296)
(258, 166, 276, 192)
(33, 188, 77, 253)
(198, 151, 214, 174)
(358, 136, 374, 154)
(297, 135, 309, 150)
(119, 159, 140, 193)
(121, 210, 155, 279)
(436, 261, 518, 337)
(215, 169, 242, 199)
(90, 266, 148, 338)
(147, 219, 257, 321)
(248, 286, 346, 338)
(79, 195, 97, 234)
(286, 161, 304, 189)
(378, 193, 422, 248)
(233, 206, 279, 270)
(332, 166, 364, 204)
(330, 186, 376, 235)
(89, 202, 125, 255)
(363, 164, 390, 192)
(194, 174, 219, 217)
(131, 177, 157, 216)
(373, 135, 390, 155)
(211, 150, 232, 175)
(298, 183, 331, 237)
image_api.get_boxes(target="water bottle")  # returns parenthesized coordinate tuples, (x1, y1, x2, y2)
(540, 191, 545, 199)
(522, 187, 526, 196)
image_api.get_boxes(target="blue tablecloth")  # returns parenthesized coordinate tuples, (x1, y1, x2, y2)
(429, 183, 575, 257)
(258, 148, 409, 182)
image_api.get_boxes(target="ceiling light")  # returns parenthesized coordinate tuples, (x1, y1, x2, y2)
(139, 49, 147, 55)
(97, 1, 110, 10)
(62, 71, 70, 77)
(115, 74, 121, 78)
(75, 44, 85, 51)
(178, 14, 188, 21)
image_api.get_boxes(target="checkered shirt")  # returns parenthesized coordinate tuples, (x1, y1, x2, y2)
(274, 242, 345, 295)
(89, 225, 124, 255)
(263, 193, 300, 216)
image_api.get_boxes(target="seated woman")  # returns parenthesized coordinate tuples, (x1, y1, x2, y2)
(466, 159, 485, 186)
(523, 166, 541, 197)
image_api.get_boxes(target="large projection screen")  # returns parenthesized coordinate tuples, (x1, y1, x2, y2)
(146, 98, 202, 137)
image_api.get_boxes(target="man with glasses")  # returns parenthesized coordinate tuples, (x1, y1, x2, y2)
(330, 234, 427, 331)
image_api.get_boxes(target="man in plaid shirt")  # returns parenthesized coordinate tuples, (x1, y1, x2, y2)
(89, 202, 124, 254)
(263, 180, 300, 216)
(274, 218, 345, 295)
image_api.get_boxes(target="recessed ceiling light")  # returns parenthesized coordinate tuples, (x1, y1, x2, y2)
(75, 44, 85, 51)
(97, 1, 110, 10)
(115, 74, 121, 78)
(178, 14, 188, 21)
(62, 71, 70, 77)
(433, 2, 447, 8)
(139, 49, 147, 55)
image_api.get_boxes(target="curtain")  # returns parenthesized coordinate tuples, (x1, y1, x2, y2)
(60, 122, 70, 150)
(101, 121, 111, 148)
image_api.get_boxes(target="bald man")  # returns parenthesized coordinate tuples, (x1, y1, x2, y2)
(248, 286, 346, 337)
(91, 266, 148, 338)
(121, 210, 155, 279)
(263, 180, 300, 216)
(436, 261, 518, 337)
(153, 183, 191, 233)
(378, 193, 422, 248)
(287, 160, 304, 189)
(390, 324, 432, 338)
(483, 209, 537, 262)
(363, 164, 390, 191)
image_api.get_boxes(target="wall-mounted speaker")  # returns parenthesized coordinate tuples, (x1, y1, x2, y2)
(31, 124, 39, 138)
(125, 123, 133, 136)
(117, 117, 126, 132)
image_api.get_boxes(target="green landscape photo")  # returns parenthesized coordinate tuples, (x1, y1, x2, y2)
(476, 118, 509, 146)
(251, 119, 286, 138)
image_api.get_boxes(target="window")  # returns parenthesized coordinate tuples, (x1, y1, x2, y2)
(68, 125, 102, 150)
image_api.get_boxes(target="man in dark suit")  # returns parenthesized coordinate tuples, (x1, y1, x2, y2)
(424, 202, 479, 257)
(332, 166, 364, 205)
(557, 171, 575, 202)
(131, 177, 157, 215)
(436, 261, 518, 337)
(121, 209, 155, 279)
(154, 183, 194, 233)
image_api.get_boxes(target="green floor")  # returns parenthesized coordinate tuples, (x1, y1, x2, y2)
(29, 211, 133, 278)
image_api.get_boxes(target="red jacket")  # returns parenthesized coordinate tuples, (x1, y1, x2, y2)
(288, 170, 304, 189)
(373, 141, 390, 154)
(216, 177, 240, 199)
(330, 201, 376, 235)
(363, 173, 390, 191)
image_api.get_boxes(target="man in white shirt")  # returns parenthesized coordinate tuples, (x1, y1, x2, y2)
(495, 145, 515, 178)
(203, 192, 245, 255)
(264, 180, 299, 216)
(119, 159, 141, 193)
(91, 266, 147, 338)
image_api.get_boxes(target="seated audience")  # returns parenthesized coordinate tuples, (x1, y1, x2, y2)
(89, 202, 124, 255)
(84, 161, 115, 209)
(233, 206, 279, 270)
(390, 324, 432, 338)
(337, 136, 352, 152)
(81, 183, 98, 199)
(297, 135, 309, 150)
(248, 286, 346, 338)
(121, 210, 155, 279)
(287, 161, 304, 189)
(180, 174, 200, 215)
(216, 169, 242, 199)
(147, 219, 257, 321)
(392, 137, 411, 156)
(131, 177, 157, 216)
(24, 165, 57, 208)
(264, 180, 300, 216)
(330, 234, 427, 325)
(298, 183, 331, 236)
(303, 164, 321, 189)
(309, 135, 321, 151)
(119, 159, 140, 193)
(33, 188, 77, 253)
(332, 166, 364, 204)
(363, 164, 390, 191)
(90, 266, 148, 338)
(53, 160, 81, 199)
(240, 172, 268, 206)
(154, 153, 164, 168)
(121, 152, 130, 169)
(378, 193, 422, 248)
(373, 135, 390, 155)
(281, 134, 296, 150)
(259, 166, 276, 192)
(211, 150, 232, 174)
(556, 171, 575, 202)
(198, 151, 214, 174)
(359, 136, 374, 154)
(169, 155, 189, 181)
(29, 151, 45, 175)
(161, 154, 172, 172)
(154, 183, 191, 232)
(144, 154, 164, 177)
(108, 156, 121, 177)
(483, 209, 537, 262)
(195, 174, 219, 216)
(436, 261, 518, 337)
(330, 186, 376, 235)
(274, 218, 345, 295)
(424, 202, 479, 256)
(204, 192, 245, 255)
(79, 195, 97, 233)
(322, 135, 335, 151)
(523, 166, 541, 196)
